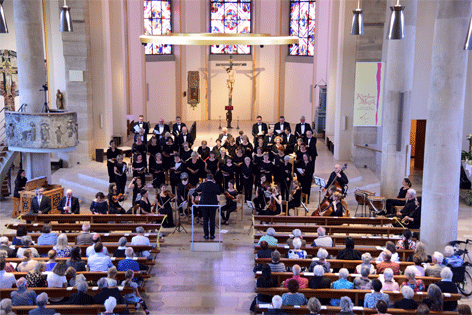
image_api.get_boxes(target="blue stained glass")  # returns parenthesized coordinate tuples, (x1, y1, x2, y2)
(144, 0, 172, 55)
(289, 0, 316, 56)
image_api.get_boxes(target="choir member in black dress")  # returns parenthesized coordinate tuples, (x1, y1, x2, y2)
(323, 164, 349, 195)
(14, 169, 27, 198)
(233, 146, 245, 193)
(253, 146, 264, 185)
(162, 136, 176, 171)
(240, 157, 254, 202)
(286, 180, 302, 215)
(139, 189, 152, 214)
(259, 153, 273, 184)
(170, 154, 184, 194)
(197, 140, 211, 161)
(273, 147, 286, 185)
(240, 135, 254, 158)
(114, 155, 128, 194)
(220, 155, 237, 190)
(90, 192, 108, 215)
(253, 174, 269, 212)
(205, 151, 219, 178)
(385, 178, 412, 215)
(107, 184, 125, 214)
(225, 136, 237, 158)
(106, 140, 121, 183)
(156, 184, 175, 228)
(280, 155, 293, 201)
(260, 185, 282, 216)
(254, 137, 267, 155)
(177, 173, 190, 215)
(295, 143, 309, 164)
(186, 152, 204, 187)
(149, 152, 165, 189)
(147, 136, 161, 161)
(218, 147, 229, 164)
(128, 177, 144, 206)
(293, 138, 304, 153)
(180, 142, 193, 162)
(221, 181, 238, 225)
(132, 153, 147, 185)
(211, 139, 223, 160)
(296, 153, 314, 202)
(131, 136, 147, 160)
(329, 192, 344, 216)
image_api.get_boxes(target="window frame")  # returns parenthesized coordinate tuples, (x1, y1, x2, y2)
(288, 0, 316, 57)
(143, 0, 174, 57)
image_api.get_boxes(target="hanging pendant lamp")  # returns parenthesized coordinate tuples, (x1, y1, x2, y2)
(387, 0, 405, 40)
(0, 0, 8, 34)
(351, 0, 364, 35)
(60, 0, 73, 32)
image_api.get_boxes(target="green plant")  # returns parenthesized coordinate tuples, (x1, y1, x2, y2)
(462, 150, 472, 160)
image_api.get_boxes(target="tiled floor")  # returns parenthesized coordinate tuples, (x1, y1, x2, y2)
(1, 120, 471, 314)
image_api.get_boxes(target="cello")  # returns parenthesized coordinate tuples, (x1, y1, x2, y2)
(312, 164, 348, 216)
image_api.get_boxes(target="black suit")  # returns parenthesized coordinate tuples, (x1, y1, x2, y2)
(177, 133, 194, 147)
(252, 123, 268, 143)
(133, 121, 149, 135)
(273, 122, 291, 135)
(295, 122, 312, 139)
(172, 122, 186, 137)
(0, 244, 16, 258)
(30, 195, 51, 214)
(68, 291, 95, 305)
(93, 287, 125, 305)
(218, 133, 232, 143)
(283, 133, 296, 153)
(326, 171, 349, 194)
(305, 136, 318, 158)
(264, 135, 275, 146)
(153, 123, 170, 140)
(196, 180, 221, 237)
(57, 196, 80, 214)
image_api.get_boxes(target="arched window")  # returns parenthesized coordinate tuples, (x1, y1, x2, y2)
(144, 0, 172, 55)
(210, 0, 252, 55)
(289, 0, 316, 56)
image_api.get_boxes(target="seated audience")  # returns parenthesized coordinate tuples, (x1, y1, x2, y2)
(118, 247, 140, 272)
(376, 241, 399, 262)
(380, 268, 399, 291)
(355, 252, 376, 274)
(17, 249, 38, 272)
(338, 296, 355, 315)
(415, 303, 430, 314)
(12, 226, 27, 246)
(36, 224, 57, 246)
(98, 296, 118, 315)
(47, 261, 67, 303)
(401, 265, 425, 292)
(283, 264, 308, 289)
(308, 248, 330, 273)
(256, 241, 272, 259)
(86, 234, 109, 257)
(425, 251, 445, 277)
(93, 278, 125, 305)
(16, 236, 39, 258)
(88, 243, 113, 272)
(52, 233, 72, 258)
(131, 227, 153, 259)
(311, 227, 333, 247)
(287, 238, 307, 259)
(0, 298, 15, 315)
(68, 280, 95, 305)
(105, 267, 118, 287)
(10, 278, 36, 306)
(76, 222, 94, 245)
(374, 300, 391, 315)
(364, 279, 390, 308)
(45, 250, 56, 272)
(376, 250, 400, 275)
(353, 266, 372, 290)
(396, 229, 416, 250)
(113, 237, 128, 257)
(407, 241, 431, 263)
(287, 229, 306, 247)
(281, 279, 306, 306)
(422, 283, 443, 312)
(308, 265, 331, 305)
(336, 237, 361, 260)
(66, 267, 85, 287)
(444, 245, 464, 267)
(307, 297, 322, 315)
(0, 237, 15, 258)
(256, 264, 278, 304)
(122, 270, 151, 315)
(267, 295, 288, 315)
(331, 268, 353, 306)
(268, 250, 286, 273)
(435, 267, 459, 311)
(66, 246, 87, 272)
(25, 262, 47, 288)
(28, 293, 55, 315)
(258, 228, 278, 247)
(393, 286, 418, 310)
(458, 305, 472, 315)
(412, 254, 425, 277)
(0, 259, 16, 289)
(0, 251, 15, 272)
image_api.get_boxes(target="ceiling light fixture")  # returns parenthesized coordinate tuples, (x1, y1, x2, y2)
(350, 0, 364, 35)
(387, 0, 405, 40)
(60, 0, 73, 32)
(0, 0, 8, 34)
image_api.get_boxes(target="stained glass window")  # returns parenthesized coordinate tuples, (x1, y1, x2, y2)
(210, 0, 252, 55)
(289, 0, 316, 56)
(144, 0, 172, 55)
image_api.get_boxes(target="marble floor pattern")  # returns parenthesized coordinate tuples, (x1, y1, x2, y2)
(0, 120, 471, 314)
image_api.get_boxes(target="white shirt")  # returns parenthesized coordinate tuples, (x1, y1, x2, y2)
(0, 270, 16, 288)
(47, 273, 67, 288)
(86, 245, 109, 257)
(301, 124, 305, 134)
(278, 123, 284, 133)
(87, 253, 113, 272)
(258, 124, 262, 133)
(131, 235, 150, 246)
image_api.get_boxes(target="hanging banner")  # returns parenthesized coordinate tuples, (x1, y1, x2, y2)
(353, 62, 384, 126)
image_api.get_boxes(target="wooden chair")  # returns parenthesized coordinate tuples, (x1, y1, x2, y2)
(301, 192, 309, 204)
(236, 194, 244, 221)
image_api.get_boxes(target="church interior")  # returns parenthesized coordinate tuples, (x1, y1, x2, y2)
(1, 0, 472, 314)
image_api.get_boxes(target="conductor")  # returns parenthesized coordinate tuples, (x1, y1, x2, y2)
(196, 173, 221, 239)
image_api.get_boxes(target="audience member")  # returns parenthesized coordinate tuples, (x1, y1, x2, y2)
(256, 264, 278, 304)
(311, 226, 333, 247)
(355, 252, 376, 274)
(0, 251, 14, 272)
(416, 303, 430, 314)
(283, 264, 308, 289)
(86, 234, 109, 257)
(412, 254, 426, 277)
(407, 242, 431, 263)
(336, 237, 361, 260)
(131, 227, 153, 259)
(52, 234, 72, 258)
(88, 243, 113, 272)
(117, 247, 140, 272)
(287, 229, 306, 247)
(435, 267, 459, 311)
(17, 249, 38, 272)
(0, 237, 16, 258)
(281, 279, 306, 306)
(458, 305, 472, 315)
(376, 241, 400, 262)
(268, 251, 286, 273)
(122, 270, 151, 315)
(401, 265, 425, 292)
(12, 226, 27, 246)
(258, 228, 278, 247)
(93, 278, 125, 305)
(422, 284, 443, 312)
(425, 251, 445, 277)
(364, 279, 389, 308)
(308, 248, 330, 273)
(113, 237, 128, 257)
(66, 246, 87, 272)
(10, 278, 36, 306)
(25, 261, 47, 288)
(28, 293, 55, 315)
(68, 281, 95, 305)
(287, 238, 307, 259)
(36, 224, 57, 246)
(256, 241, 272, 259)
(393, 286, 418, 310)
(45, 250, 56, 271)
(444, 245, 464, 267)
(66, 267, 85, 287)
(353, 266, 372, 290)
(0, 259, 15, 289)
(105, 267, 118, 287)
(0, 298, 15, 315)
(76, 223, 94, 245)
(267, 295, 288, 315)
(331, 268, 353, 306)
(47, 261, 67, 303)
(337, 296, 355, 315)
(98, 296, 118, 315)
(396, 229, 416, 250)
(308, 265, 331, 305)
(307, 297, 322, 315)
(374, 300, 391, 315)
(380, 268, 399, 291)
(16, 236, 39, 258)
(376, 250, 400, 275)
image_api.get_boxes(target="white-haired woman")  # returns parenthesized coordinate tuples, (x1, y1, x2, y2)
(288, 238, 307, 259)
(353, 266, 372, 290)
(355, 252, 376, 274)
(380, 268, 399, 291)
(258, 227, 278, 247)
(393, 286, 418, 310)
(401, 265, 424, 292)
(308, 248, 331, 273)
(337, 296, 355, 315)
(0, 298, 15, 315)
(330, 268, 353, 306)
(53, 233, 72, 258)
(287, 229, 306, 247)
(436, 267, 459, 311)
(99, 296, 117, 315)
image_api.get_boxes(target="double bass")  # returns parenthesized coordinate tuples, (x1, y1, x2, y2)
(312, 164, 349, 217)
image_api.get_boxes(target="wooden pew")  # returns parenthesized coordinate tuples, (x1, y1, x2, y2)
(22, 213, 165, 223)
(0, 286, 134, 299)
(254, 271, 441, 288)
(14, 244, 160, 255)
(12, 304, 136, 315)
(254, 287, 461, 306)
(5, 256, 155, 266)
(3, 232, 159, 243)
(254, 234, 403, 247)
(255, 258, 414, 271)
(5, 222, 161, 232)
(255, 305, 458, 315)
(253, 245, 414, 261)
(254, 215, 396, 226)
(254, 224, 418, 237)
(11, 271, 149, 281)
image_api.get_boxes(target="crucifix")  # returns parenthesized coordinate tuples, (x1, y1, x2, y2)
(0, 51, 19, 111)
(216, 56, 247, 128)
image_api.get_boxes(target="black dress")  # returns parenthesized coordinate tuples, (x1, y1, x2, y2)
(139, 198, 152, 214)
(186, 159, 204, 187)
(180, 149, 192, 162)
(197, 146, 211, 161)
(240, 163, 254, 201)
(233, 153, 245, 193)
(221, 190, 238, 221)
(114, 161, 128, 194)
(90, 200, 108, 214)
(205, 158, 219, 176)
(147, 142, 161, 157)
(132, 160, 146, 185)
(241, 142, 254, 158)
(106, 148, 121, 183)
(149, 160, 165, 189)
(14, 177, 28, 198)
(170, 160, 184, 194)
(296, 160, 314, 197)
(157, 194, 174, 227)
(386, 186, 409, 214)
(220, 163, 237, 189)
(281, 162, 293, 201)
(131, 183, 144, 206)
(259, 161, 274, 184)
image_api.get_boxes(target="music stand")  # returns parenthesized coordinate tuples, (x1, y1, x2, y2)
(300, 201, 310, 214)
(172, 201, 188, 234)
(313, 176, 326, 209)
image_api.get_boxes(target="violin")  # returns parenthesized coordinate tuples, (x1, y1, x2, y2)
(112, 193, 125, 203)
(267, 192, 277, 212)
(163, 190, 175, 199)
(224, 191, 237, 201)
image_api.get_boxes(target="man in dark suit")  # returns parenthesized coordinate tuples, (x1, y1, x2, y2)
(177, 126, 194, 147)
(68, 281, 95, 305)
(57, 189, 80, 214)
(153, 118, 170, 141)
(274, 116, 291, 136)
(195, 173, 221, 239)
(30, 188, 51, 214)
(133, 115, 149, 135)
(0, 236, 16, 257)
(218, 127, 232, 145)
(264, 129, 275, 146)
(305, 130, 318, 160)
(295, 115, 312, 140)
(283, 128, 296, 154)
(252, 115, 268, 144)
(172, 116, 186, 137)
(93, 278, 125, 305)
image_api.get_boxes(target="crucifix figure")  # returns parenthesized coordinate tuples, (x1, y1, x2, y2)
(216, 56, 247, 128)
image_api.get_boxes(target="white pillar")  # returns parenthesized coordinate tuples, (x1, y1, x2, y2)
(421, 0, 471, 253)
(380, 0, 418, 197)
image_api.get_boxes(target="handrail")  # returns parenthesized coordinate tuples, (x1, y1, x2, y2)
(18, 103, 27, 112)
(354, 144, 382, 153)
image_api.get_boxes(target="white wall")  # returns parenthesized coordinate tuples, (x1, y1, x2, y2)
(283, 61, 314, 124)
(146, 61, 176, 122)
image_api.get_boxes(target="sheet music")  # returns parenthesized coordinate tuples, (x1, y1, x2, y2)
(296, 168, 304, 175)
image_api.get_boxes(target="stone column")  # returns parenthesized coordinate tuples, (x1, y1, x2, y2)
(380, 0, 418, 197)
(421, 0, 471, 253)
(13, 0, 51, 181)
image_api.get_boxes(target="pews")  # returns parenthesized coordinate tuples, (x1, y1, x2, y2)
(255, 258, 414, 271)
(13, 244, 160, 255)
(255, 305, 458, 315)
(0, 286, 134, 299)
(254, 287, 462, 306)
(254, 224, 418, 237)
(254, 271, 441, 288)
(254, 215, 396, 226)
(253, 245, 414, 261)
(22, 213, 165, 223)
(12, 304, 136, 315)
(3, 232, 159, 243)
(5, 256, 155, 266)
(11, 271, 149, 281)
(254, 234, 402, 247)
(6, 222, 161, 232)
